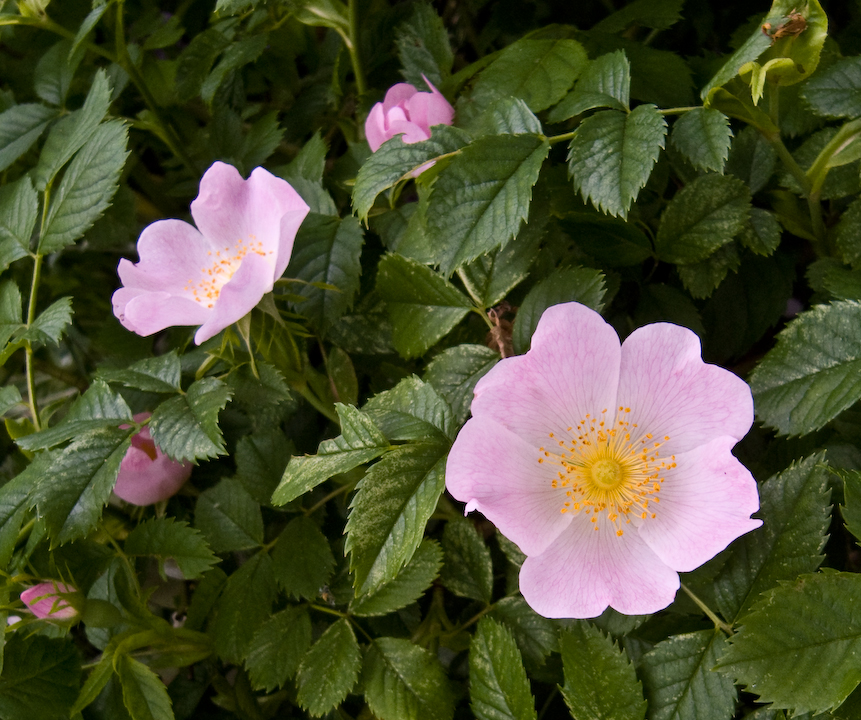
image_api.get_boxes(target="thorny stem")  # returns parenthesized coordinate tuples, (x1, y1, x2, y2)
(681, 582, 733, 635)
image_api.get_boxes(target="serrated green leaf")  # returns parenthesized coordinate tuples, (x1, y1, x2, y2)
(363, 637, 455, 720)
(235, 427, 292, 505)
(716, 572, 861, 714)
(469, 616, 536, 720)
(670, 108, 732, 173)
(0, 177, 38, 270)
(802, 56, 861, 118)
(424, 344, 499, 425)
(346, 442, 447, 595)
(0, 280, 23, 349)
(175, 28, 230, 101)
(713, 454, 829, 621)
(635, 283, 705, 337)
(362, 376, 454, 443)
(149, 377, 232, 462)
(70, 4, 109, 59)
(97, 351, 182, 393)
(640, 630, 736, 720)
(0, 385, 21, 417)
(560, 622, 646, 720)
(0, 635, 80, 720)
(427, 133, 549, 275)
(512, 266, 606, 354)
(271, 403, 389, 505)
(655, 174, 750, 264)
(296, 618, 361, 717)
(781, 127, 861, 201)
(117, 654, 174, 720)
(701, 16, 771, 100)
(290, 0, 350, 33)
(726, 125, 776, 195)
(288, 214, 363, 332)
(548, 51, 631, 122)
(568, 105, 666, 218)
(677, 241, 740, 299)
(272, 516, 335, 599)
(559, 213, 652, 267)
(70, 649, 114, 716)
(0, 103, 57, 173)
(841, 470, 861, 546)
(200, 34, 268, 107)
(488, 596, 558, 669)
(738, 208, 781, 256)
(593, 0, 683, 32)
(240, 111, 283, 170)
(440, 516, 493, 603)
(376, 253, 472, 358)
(473, 97, 543, 136)
(16, 296, 73, 347)
(836, 196, 861, 268)
(125, 517, 218, 580)
(34, 40, 81, 106)
(395, 3, 454, 88)
(350, 538, 442, 617)
(245, 606, 312, 692)
(195, 477, 263, 552)
(750, 300, 861, 435)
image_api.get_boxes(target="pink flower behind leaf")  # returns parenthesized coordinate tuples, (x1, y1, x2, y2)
(112, 162, 310, 345)
(114, 413, 192, 506)
(365, 78, 454, 153)
(21, 581, 78, 621)
(446, 302, 761, 619)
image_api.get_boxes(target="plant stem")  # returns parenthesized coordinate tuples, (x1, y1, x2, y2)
(304, 480, 359, 517)
(681, 583, 733, 635)
(659, 106, 699, 115)
(292, 381, 340, 424)
(547, 130, 577, 146)
(766, 132, 811, 194)
(346, 0, 367, 98)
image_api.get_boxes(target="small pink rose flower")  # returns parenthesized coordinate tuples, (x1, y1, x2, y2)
(365, 78, 454, 153)
(114, 412, 192, 506)
(112, 162, 310, 344)
(20, 581, 78, 621)
(446, 302, 762, 619)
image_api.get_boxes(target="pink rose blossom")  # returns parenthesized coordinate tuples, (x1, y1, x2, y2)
(112, 162, 310, 344)
(365, 78, 454, 153)
(446, 302, 761, 619)
(20, 581, 78, 621)
(114, 412, 192, 506)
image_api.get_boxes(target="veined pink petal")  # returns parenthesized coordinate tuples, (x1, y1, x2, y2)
(405, 84, 454, 131)
(365, 103, 389, 152)
(117, 220, 210, 293)
(365, 80, 455, 155)
(386, 119, 431, 144)
(114, 289, 210, 336)
(382, 83, 418, 112)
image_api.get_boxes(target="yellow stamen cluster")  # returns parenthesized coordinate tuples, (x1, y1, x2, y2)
(184, 235, 271, 307)
(537, 406, 676, 537)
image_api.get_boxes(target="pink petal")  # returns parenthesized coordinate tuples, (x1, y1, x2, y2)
(115, 290, 210, 337)
(382, 83, 418, 113)
(617, 323, 753, 456)
(635, 437, 762, 572)
(114, 442, 192, 507)
(366, 103, 389, 152)
(518, 516, 680, 618)
(20, 582, 78, 620)
(386, 119, 431, 144)
(446, 416, 572, 556)
(404, 85, 454, 132)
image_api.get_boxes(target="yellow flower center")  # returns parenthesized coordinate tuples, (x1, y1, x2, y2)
(537, 407, 676, 536)
(184, 235, 272, 308)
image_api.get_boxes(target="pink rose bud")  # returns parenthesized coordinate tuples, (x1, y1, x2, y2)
(114, 413, 192, 506)
(365, 78, 455, 153)
(20, 582, 79, 621)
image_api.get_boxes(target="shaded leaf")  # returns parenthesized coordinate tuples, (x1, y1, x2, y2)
(0, 103, 57, 173)
(425, 344, 499, 426)
(0, 635, 80, 720)
(470, 617, 536, 720)
(670, 108, 732, 173)
(195, 477, 263, 553)
(440, 516, 493, 603)
(549, 50, 630, 122)
(245, 606, 312, 692)
(125, 517, 218, 580)
(271, 515, 335, 599)
(117, 654, 174, 720)
(296, 618, 361, 717)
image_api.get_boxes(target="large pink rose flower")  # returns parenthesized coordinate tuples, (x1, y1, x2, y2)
(114, 413, 192, 506)
(112, 162, 310, 344)
(20, 581, 78, 621)
(365, 79, 454, 152)
(446, 302, 761, 619)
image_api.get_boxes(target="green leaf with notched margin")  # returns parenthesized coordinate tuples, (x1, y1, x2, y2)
(440, 516, 493, 603)
(425, 344, 499, 426)
(473, 97, 543, 137)
(713, 454, 829, 622)
(39, 120, 128, 254)
(375, 253, 472, 358)
(149, 377, 232, 462)
(427, 134, 549, 276)
(512, 266, 606, 354)
(117, 654, 174, 720)
(470, 617, 537, 720)
(738, 208, 781, 257)
(802, 57, 861, 118)
(470, 38, 588, 113)
(296, 618, 361, 717)
(350, 539, 442, 617)
(196, 477, 263, 553)
(640, 630, 735, 720)
(0, 177, 38, 270)
(716, 572, 861, 714)
(346, 441, 448, 596)
(0, 385, 21, 418)
(0, 280, 22, 349)
(836, 196, 861, 269)
(16, 296, 73, 347)
(175, 28, 230, 101)
(0, 103, 57, 173)
(363, 637, 455, 720)
(0, 635, 80, 720)
(235, 428, 293, 504)
(560, 622, 646, 720)
(750, 300, 861, 435)
(559, 213, 652, 268)
(593, 0, 683, 32)
(97, 351, 182, 393)
(548, 50, 631, 122)
(655, 174, 750, 265)
(272, 403, 389, 505)
(568, 105, 666, 218)
(395, 2, 453, 88)
(670, 108, 732, 173)
(245, 606, 312, 692)
(271, 516, 334, 599)
(841, 470, 861, 546)
(676, 242, 740, 300)
(489, 596, 558, 670)
(124, 518, 218, 580)
(0, 456, 47, 566)
(353, 125, 470, 221)
(288, 214, 363, 333)
(362, 376, 454, 443)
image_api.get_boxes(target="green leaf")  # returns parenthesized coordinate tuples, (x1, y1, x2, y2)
(289, 0, 350, 33)
(655, 174, 750, 264)
(71, 4, 110, 59)
(427, 133, 549, 276)
(395, 3, 454, 88)
(375, 253, 472, 358)
(244, 606, 312, 691)
(97, 351, 182, 393)
(716, 572, 861, 715)
(39, 120, 128, 254)
(424, 344, 499, 425)
(350, 538, 442, 617)
(676, 242, 740, 299)
(440, 516, 493, 603)
(34, 40, 82, 106)
(124, 517, 218, 580)
(837, 197, 861, 268)
(841, 470, 861, 546)
(363, 637, 455, 720)
(471, 38, 588, 113)
(802, 56, 861, 118)
(512, 266, 606, 354)
(470, 96, 541, 137)
(738, 208, 782, 257)
(0, 385, 21, 417)
(635, 284, 705, 337)
(296, 618, 361, 717)
(271, 516, 335, 599)
(175, 28, 230, 101)
(593, 0, 683, 32)
(0, 456, 50, 567)
(117, 654, 174, 720)
(489, 596, 558, 669)
(713, 454, 829, 622)
(200, 34, 268, 107)
(0, 177, 38, 270)
(16, 296, 73, 347)
(149, 377, 232, 462)
(271, 404, 389, 505)
(195, 477, 263, 553)
(70, 649, 114, 716)
(362, 376, 454, 443)
(750, 300, 861, 435)
(469, 616, 536, 720)
(560, 622, 646, 720)
(670, 108, 732, 173)
(234, 428, 293, 505)
(0, 280, 23, 349)
(548, 50, 631, 122)
(640, 630, 736, 720)
(568, 105, 666, 218)
(0, 103, 57, 173)
(726, 125, 777, 195)
(288, 214, 363, 332)
(559, 213, 652, 267)
(0, 635, 80, 720)
(346, 442, 447, 595)
(700, 15, 772, 99)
